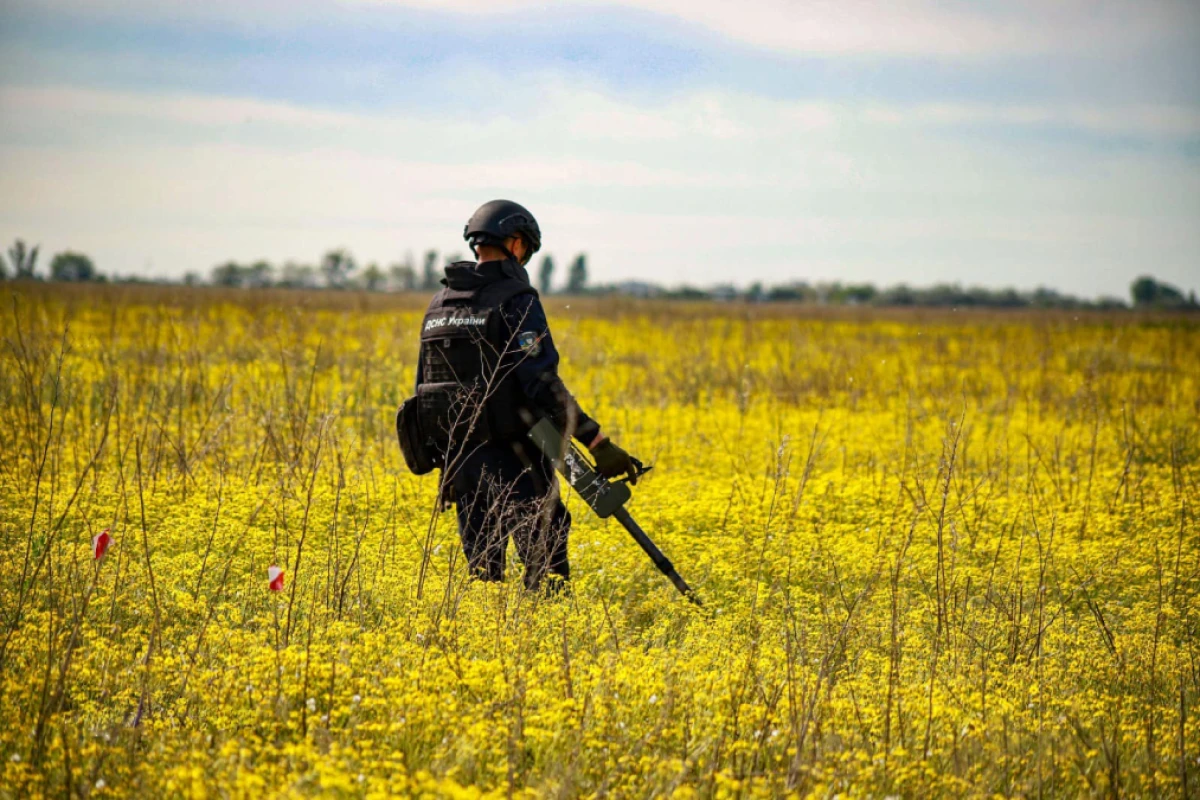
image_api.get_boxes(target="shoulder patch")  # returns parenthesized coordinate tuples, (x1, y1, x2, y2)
(517, 330, 542, 357)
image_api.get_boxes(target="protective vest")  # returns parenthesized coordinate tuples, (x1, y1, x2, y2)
(416, 276, 537, 455)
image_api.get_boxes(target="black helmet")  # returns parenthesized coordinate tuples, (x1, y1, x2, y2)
(463, 199, 542, 260)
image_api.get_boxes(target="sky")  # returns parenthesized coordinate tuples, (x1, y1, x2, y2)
(0, 0, 1198, 297)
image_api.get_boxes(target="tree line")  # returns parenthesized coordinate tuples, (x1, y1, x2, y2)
(609, 278, 1198, 310)
(0, 240, 593, 295)
(205, 249, 592, 295)
(2, 238, 1196, 310)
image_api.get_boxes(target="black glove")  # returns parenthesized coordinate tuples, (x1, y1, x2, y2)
(591, 439, 639, 485)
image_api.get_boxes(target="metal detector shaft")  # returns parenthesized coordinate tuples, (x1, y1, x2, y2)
(612, 508, 702, 606)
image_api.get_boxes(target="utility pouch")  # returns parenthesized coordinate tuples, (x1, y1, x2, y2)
(416, 380, 493, 451)
(395, 396, 437, 475)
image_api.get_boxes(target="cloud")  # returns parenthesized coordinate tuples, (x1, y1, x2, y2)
(2, 82, 1197, 297)
(0, 85, 360, 128)
(6, 0, 1198, 118)
(861, 102, 1200, 140)
(367, 0, 1198, 56)
(13, 0, 1200, 58)
(8, 81, 1192, 168)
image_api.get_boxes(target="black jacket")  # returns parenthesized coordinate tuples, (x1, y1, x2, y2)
(415, 259, 600, 445)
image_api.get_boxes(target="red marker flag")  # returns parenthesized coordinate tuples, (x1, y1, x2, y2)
(268, 565, 284, 592)
(93, 529, 112, 561)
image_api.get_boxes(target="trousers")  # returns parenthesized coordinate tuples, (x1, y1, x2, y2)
(446, 440, 571, 590)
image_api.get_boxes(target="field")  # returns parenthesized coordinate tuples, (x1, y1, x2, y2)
(1, 284, 1197, 798)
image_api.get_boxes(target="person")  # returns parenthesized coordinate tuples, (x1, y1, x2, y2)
(413, 199, 641, 590)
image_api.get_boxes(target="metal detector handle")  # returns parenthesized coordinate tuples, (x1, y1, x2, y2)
(526, 417, 630, 518)
(616, 457, 653, 485)
(526, 416, 702, 605)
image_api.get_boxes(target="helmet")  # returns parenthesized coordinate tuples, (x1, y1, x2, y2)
(463, 199, 542, 260)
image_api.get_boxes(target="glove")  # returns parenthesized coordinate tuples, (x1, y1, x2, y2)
(590, 438, 639, 485)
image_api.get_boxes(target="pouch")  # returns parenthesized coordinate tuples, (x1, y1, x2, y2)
(395, 396, 437, 475)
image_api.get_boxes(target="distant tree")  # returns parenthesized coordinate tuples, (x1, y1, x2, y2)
(389, 260, 416, 292)
(668, 285, 710, 300)
(1032, 286, 1077, 308)
(183, 272, 201, 286)
(50, 251, 97, 282)
(211, 261, 246, 287)
(767, 284, 804, 302)
(360, 262, 385, 292)
(843, 283, 876, 305)
(745, 282, 764, 302)
(8, 239, 40, 279)
(989, 288, 1025, 308)
(279, 262, 316, 289)
(1158, 283, 1186, 306)
(538, 255, 555, 295)
(320, 249, 356, 289)
(924, 283, 970, 307)
(245, 260, 274, 288)
(1131, 275, 1187, 308)
(1131, 276, 1158, 306)
(787, 282, 817, 303)
(878, 284, 915, 306)
(566, 253, 588, 294)
(421, 250, 440, 291)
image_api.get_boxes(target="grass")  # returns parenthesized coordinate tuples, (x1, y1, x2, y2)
(0, 283, 1197, 798)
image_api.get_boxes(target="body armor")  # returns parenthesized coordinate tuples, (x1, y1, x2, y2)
(416, 274, 537, 458)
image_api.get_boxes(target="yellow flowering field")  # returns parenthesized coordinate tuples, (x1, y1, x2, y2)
(1, 285, 1197, 798)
